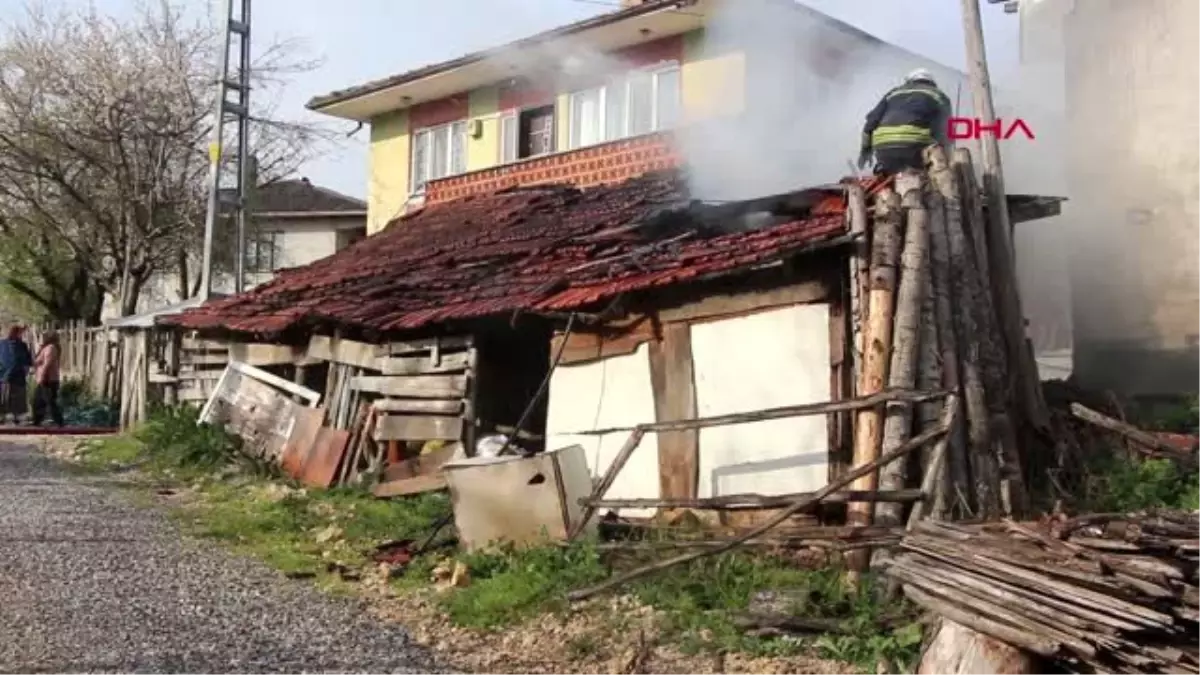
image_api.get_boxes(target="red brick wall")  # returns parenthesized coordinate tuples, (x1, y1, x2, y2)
(498, 80, 555, 111)
(612, 35, 683, 68)
(425, 132, 680, 204)
(409, 95, 470, 130)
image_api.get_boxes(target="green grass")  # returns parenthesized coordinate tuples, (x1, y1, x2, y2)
(419, 541, 922, 671)
(75, 404, 921, 670)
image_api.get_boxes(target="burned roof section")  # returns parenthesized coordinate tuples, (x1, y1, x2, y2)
(165, 171, 879, 338)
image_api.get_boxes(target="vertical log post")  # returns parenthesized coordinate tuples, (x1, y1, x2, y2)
(949, 148, 1028, 516)
(915, 261, 946, 518)
(875, 172, 929, 532)
(846, 187, 902, 573)
(847, 183, 870, 385)
(926, 170, 971, 515)
(928, 146, 1001, 518)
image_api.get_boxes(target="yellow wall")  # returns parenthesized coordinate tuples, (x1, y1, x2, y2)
(467, 86, 500, 170)
(364, 28, 748, 235)
(680, 28, 746, 121)
(366, 110, 410, 234)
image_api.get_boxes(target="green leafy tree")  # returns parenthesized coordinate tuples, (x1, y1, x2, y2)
(0, 0, 337, 318)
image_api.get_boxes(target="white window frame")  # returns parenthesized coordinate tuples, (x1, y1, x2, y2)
(566, 61, 681, 150)
(498, 105, 556, 165)
(410, 120, 468, 194)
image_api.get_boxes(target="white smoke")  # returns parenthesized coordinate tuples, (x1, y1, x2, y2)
(676, 0, 974, 203)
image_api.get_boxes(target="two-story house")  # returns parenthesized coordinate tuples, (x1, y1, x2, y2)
(116, 178, 367, 319)
(235, 178, 368, 290)
(305, 0, 975, 234)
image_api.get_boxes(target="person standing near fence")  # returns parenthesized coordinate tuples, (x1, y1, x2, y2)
(32, 329, 63, 427)
(0, 325, 34, 424)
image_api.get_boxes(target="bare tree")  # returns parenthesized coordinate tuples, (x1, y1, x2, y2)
(0, 0, 337, 318)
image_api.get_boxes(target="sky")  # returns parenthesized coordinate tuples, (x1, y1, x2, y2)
(0, 0, 1021, 198)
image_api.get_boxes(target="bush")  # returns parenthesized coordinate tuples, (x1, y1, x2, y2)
(134, 404, 242, 471)
(1085, 455, 1200, 512)
(55, 377, 119, 427)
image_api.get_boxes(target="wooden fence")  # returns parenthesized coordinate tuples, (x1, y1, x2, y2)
(30, 320, 123, 402)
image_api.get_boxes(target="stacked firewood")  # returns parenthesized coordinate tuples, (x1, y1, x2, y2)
(886, 512, 1199, 674)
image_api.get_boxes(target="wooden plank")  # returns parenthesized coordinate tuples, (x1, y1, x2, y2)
(227, 361, 321, 406)
(382, 444, 458, 482)
(385, 335, 472, 356)
(373, 414, 464, 441)
(377, 350, 471, 375)
(658, 279, 830, 324)
(182, 336, 229, 351)
(551, 315, 656, 366)
(182, 353, 229, 366)
(351, 374, 467, 398)
(228, 343, 312, 367)
(176, 369, 226, 382)
(372, 398, 463, 415)
(372, 473, 448, 498)
(647, 322, 699, 502)
(307, 334, 382, 370)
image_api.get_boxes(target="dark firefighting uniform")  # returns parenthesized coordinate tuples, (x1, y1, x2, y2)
(860, 79, 952, 174)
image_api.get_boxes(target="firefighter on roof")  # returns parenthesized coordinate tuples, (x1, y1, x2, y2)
(857, 68, 952, 174)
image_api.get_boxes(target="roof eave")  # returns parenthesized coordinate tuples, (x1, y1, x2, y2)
(305, 0, 696, 120)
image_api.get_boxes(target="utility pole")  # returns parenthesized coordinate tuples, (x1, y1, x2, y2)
(959, 0, 1050, 431)
(199, 0, 253, 299)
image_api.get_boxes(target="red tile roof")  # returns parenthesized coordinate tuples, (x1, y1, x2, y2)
(164, 171, 877, 337)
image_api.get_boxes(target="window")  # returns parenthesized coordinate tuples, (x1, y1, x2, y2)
(500, 105, 556, 164)
(567, 63, 681, 150)
(410, 120, 468, 193)
(244, 231, 277, 274)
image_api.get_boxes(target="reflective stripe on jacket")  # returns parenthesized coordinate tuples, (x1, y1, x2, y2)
(862, 81, 952, 150)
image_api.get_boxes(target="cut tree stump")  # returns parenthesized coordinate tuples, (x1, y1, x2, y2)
(919, 619, 1038, 674)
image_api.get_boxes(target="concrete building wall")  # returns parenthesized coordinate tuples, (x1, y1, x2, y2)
(112, 215, 364, 319)
(1060, 0, 1199, 394)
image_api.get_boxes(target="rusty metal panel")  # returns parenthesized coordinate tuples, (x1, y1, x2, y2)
(301, 427, 350, 488)
(279, 406, 325, 480)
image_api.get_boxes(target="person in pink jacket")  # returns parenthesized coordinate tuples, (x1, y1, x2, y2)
(32, 329, 63, 427)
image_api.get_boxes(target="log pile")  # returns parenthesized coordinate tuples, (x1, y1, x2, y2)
(843, 146, 1050, 574)
(886, 512, 1199, 674)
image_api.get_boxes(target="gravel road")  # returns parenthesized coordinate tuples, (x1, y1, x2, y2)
(0, 440, 444, 673)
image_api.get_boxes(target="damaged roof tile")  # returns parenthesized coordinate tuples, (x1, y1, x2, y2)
(164, 171, 880, 337)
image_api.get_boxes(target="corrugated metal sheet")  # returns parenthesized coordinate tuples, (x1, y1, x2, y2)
(163, 171, 879, 337)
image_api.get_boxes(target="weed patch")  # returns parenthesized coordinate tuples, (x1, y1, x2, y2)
(423, 542, 920, 671)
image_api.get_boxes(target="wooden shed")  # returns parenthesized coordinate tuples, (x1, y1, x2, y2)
(159, 161, 1062, 518)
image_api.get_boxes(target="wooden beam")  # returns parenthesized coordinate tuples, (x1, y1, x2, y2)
(373, 414, 464, 441)
(847, 186, 903, 572)
(228, 343, 314, 367)
(377, 349, 471, 375)
(373, 473, 448, 498)
(648, 322, 699, 501)
(385, 335, 472, 356)
(182, 353, 230, 366)
(181, 337, 229, 351)
(307, 334, 383, 370)
(657, 279, 830, 324)
(372, 398, 463, 415)
(350, 374, 468, 398)
(227, 361, 321, 406)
